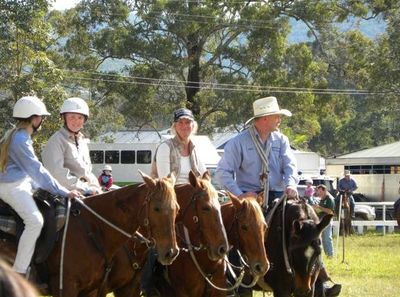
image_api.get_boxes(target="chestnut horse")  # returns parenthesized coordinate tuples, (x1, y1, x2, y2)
(95, 170, 229, 297)
(335, 191, 352, 236)
(256, 197, 332, 297)
(0, 173, 179, 297)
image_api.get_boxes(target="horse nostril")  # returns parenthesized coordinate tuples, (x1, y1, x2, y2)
(218, 245, 227, 256)
(254, 263, 262, 273)
(166, 248, 179, 261)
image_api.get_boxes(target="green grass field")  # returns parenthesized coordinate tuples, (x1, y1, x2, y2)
(107, 232, 399, 297)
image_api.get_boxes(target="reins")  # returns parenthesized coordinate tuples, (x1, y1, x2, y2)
(182, 225, 245, 291)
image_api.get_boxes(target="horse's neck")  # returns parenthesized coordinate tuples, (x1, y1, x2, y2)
(82, 186, 145, 254)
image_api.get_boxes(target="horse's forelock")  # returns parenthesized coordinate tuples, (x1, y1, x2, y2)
(155, 178, 178, 209)
(243, 198, 266, 225)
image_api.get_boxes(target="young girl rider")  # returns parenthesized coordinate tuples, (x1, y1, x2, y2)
(0, 96, 80, 275)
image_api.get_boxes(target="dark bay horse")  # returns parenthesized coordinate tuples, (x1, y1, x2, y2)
(394, 198, 400, 226)
(335, 191, 352, 236)
(96, 170, 229, 297)
(0, 173, 179, 297)
(256, 197, 332, 297)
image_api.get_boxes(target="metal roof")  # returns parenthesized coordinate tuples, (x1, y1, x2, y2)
(336, 141, 400, 159)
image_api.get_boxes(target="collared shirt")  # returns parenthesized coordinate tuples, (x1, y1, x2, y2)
(338, 177, 358, 192)
(41, 127, 100, 192)
(0, 129, 69, 196)
(216, 128, 298, 196)
(317, 193, 335, 219)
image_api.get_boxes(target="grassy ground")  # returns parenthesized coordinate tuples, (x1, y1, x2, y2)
(254, 232, 400, 297)
(106, 232, 399, 297)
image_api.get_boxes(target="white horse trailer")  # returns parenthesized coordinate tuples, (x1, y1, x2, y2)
(88, 134, 221, 185)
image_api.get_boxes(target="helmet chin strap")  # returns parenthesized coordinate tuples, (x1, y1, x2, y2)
(32, 118, 43, 133)
(63, 123, 80, 150)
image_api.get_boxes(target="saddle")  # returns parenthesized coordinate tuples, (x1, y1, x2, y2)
(0, 189, 67, 264)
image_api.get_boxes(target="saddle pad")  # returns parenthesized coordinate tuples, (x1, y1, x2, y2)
(0, 203, 67, 236)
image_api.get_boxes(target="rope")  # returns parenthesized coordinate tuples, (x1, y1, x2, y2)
(73, 198, 152, 246)
(281, 195, 292, 274)
(59, 198, 71, 296)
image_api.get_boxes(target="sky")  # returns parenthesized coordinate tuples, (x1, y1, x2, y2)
(51, 0, 80, 11)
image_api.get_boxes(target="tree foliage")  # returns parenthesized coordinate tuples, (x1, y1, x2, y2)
(1, 0, 399, 158)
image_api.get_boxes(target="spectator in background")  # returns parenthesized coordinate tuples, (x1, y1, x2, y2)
(304, 177, 315, 200)
(42, 97, 101, 196)
(313, 185, 335, 257)
(337, 170, 357, 218)
(98, 165, 113, 191)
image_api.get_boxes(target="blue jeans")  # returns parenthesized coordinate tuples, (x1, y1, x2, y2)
(267, 191, 284, 207)
(321, 222, 333, 257)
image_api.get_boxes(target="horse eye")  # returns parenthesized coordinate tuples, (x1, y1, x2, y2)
(241, 224, 249, 231)
(202, 206, 211, 211)
(154, 207, 161, 212)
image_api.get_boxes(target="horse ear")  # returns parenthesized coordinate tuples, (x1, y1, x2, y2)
(139, 170, 157, 189)
(228, 191, 242, 208)
(293, 220, 302, 234)
(202, 170, 211, 181)
(189, 170, 199, 188)
(317, 214, 333, 233)
(167, 172, 176, 186)
(256, 192, 265, 207)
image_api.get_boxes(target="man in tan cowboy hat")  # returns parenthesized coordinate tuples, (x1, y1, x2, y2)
(216, 96, 341, 297)
(216, 96, 298, 206)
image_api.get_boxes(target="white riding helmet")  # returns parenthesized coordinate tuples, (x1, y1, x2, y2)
(60, 97, 89, 118)
(103, 165, 112, 171)
(13, 96, 51, 119)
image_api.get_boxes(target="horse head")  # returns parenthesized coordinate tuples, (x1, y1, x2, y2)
(175, 170, 229, 261)
(140, 171, 180, 265)
(226, 192, 269, 278)
(288, 202, 333, 297)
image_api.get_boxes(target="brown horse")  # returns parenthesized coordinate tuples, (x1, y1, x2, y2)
(256, 197, 332, 297)
(335, 191, 352, 236)
(96, 170, 229, 297)
(0, 173, 179, 297)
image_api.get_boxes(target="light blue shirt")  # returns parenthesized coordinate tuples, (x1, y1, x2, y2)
(338, 177, 358, 192)
(216, 128, 298, 196)
(0, 129, 69, 197)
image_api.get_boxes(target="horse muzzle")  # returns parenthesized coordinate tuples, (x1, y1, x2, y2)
(158, 247, 180, 265)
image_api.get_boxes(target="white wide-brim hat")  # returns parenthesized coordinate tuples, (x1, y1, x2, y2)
(253, 96, 292, 118)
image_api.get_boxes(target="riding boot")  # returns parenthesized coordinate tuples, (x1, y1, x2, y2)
(318, 267, 342, 297)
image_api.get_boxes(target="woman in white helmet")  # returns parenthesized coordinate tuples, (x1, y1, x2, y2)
(41, 97, 101, 196)
(0, 96, 80, 275)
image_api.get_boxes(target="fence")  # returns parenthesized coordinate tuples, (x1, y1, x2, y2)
(333, 201, 398, 235)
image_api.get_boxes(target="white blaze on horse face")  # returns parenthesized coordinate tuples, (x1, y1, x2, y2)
(304, 245, 315, 262)
(211, 189, 228, 242)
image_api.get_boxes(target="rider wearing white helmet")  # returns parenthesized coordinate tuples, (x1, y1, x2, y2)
(0, 96, 80, 274)
(41, 97, 101, 196)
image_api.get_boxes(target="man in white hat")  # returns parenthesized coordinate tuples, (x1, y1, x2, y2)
(216, 96, 298, 207)
(337, 169, 357, 218)
(216, 96, 341, 297)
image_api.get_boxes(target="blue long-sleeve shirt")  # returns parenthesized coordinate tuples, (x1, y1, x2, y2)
(0, 129, 69, 197)
(216, 128, 299, 196)
(338, 177, 358, 193)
